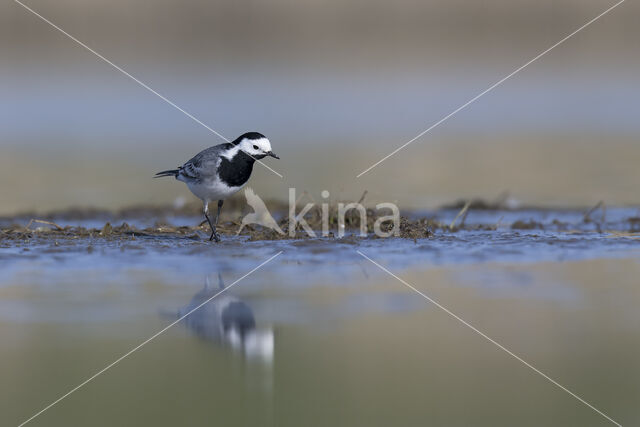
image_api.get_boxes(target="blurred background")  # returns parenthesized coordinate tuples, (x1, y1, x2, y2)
(1, 0, 638, 215)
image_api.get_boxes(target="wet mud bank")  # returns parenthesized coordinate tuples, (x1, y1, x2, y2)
(0, 200, 425, 242)
(1, 201, 639, 244)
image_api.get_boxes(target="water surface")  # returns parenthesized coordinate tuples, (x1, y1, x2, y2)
(1, 211, 639, 426)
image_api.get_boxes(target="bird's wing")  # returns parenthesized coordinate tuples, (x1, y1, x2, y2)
(179, 143, 230, 180)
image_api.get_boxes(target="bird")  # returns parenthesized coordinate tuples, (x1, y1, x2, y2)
(236, 187, 284, 235)
(155, 132, 279, 242)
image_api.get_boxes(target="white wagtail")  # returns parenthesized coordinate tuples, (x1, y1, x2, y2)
(155, 132, 279, 242)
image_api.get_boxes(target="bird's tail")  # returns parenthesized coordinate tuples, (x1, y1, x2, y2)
(154, 169, 179, 178)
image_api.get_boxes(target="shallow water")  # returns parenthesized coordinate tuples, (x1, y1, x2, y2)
(1, 209, 639, 426)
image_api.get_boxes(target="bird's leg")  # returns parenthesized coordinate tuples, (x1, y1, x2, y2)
(205, 214, 217, 241)
(203, 202, 220, 242)
(215, 200, 224, 226)
(208, 200, 224, 242)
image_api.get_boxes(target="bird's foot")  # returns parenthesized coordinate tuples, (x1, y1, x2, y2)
(209, 229, 221, 242)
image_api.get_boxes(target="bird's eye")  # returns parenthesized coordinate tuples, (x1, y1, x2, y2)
(253, 145, 259, 150)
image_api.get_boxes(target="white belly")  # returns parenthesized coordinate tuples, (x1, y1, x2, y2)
(185, 178, 243, 202)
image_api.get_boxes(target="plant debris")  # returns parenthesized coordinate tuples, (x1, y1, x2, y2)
(511, 220, 544, 230)
(2, 197, 639, 243)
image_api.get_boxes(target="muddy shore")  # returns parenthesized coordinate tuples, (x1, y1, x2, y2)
(1, 199, 638, 242)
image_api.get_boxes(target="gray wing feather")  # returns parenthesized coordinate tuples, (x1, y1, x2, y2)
(179, 144, 228, 181)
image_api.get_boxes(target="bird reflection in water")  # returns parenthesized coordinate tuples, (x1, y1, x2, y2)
(174, 273, 274, 364)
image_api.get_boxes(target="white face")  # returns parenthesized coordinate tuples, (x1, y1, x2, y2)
(240, 137, 273, 157)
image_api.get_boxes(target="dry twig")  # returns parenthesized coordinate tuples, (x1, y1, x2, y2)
(450, 200, 472, 230)
(25, 219, 63, 231)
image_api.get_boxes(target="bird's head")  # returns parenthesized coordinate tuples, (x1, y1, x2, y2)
(234, 132, 279, 160)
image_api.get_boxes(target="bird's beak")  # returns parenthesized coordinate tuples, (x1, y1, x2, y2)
(266, 151, 280, 159)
